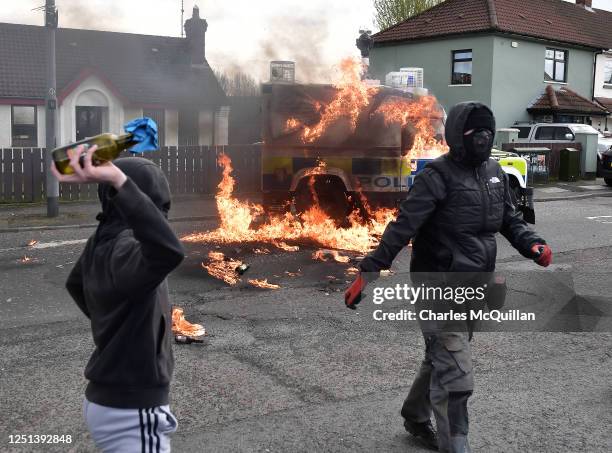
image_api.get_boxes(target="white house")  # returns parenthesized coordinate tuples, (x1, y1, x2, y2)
(0, 6, 228, 149)
(594, 50, 612, 132)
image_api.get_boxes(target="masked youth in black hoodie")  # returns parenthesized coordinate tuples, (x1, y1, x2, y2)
(53, 145, 184, 452)
(345, 102, 552, 453)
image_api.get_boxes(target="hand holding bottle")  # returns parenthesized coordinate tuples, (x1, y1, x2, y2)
(51, 144, 127, 189)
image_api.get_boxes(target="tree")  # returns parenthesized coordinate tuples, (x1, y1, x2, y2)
(214, 70, 260, 97)
(374, 0, 445, 31)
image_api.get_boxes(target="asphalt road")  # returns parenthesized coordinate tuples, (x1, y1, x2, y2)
(0, 197, 611, 452)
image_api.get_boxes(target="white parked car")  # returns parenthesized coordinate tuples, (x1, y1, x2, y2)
(513, 122, 612, 177)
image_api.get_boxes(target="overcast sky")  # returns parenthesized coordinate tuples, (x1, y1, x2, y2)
(2, 0, 611, 82)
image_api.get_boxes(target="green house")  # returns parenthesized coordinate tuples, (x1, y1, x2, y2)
(370, 0, 611, 128)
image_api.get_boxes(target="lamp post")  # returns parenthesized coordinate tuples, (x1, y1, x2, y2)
(44, 0, 59, 217)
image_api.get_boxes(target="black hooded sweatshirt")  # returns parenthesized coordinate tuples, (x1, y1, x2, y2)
(66, 158, 184, 408)
(360, 101, 545, 273)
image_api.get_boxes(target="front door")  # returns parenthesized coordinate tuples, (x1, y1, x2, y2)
(76, 106, 103, 140)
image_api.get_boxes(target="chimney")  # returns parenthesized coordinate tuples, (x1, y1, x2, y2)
(576, 0, 593, 8)
(184, 5, 208, 65)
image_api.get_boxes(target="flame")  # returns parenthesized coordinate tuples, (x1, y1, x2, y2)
(312, 249, 350, 263)
(375, 95, 448, 159)
(253, 248, 271, 255)
(21, 255, 32, 263)
(183, 154, 390, 254)
(27, 240, 38, 247)
(172, 307, 206, 337)
(300, 58, 371, 143)
(201, 251, 243, 285)
(248, 279, 280, 289)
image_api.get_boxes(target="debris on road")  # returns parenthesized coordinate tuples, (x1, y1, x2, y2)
(285, 270, 301, 277)
(26, 239, 38, 247)
(174, 335, 204, 344)
(235, 263, 250, 275)
(201, 251, 243, 285)
(312, 249, 350, 263)
(172, 307, 206, 338)
(248, 279, 280, 289)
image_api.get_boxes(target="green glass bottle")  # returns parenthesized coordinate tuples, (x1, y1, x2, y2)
(52, 133, 137, 175)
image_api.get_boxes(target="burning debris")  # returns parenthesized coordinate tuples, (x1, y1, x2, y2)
(248, 279, 281, 289)
(312, 249, 350, 263)
(201, 251, 243, 285)
(253, 248, 271, 255)
(285, 270, 301, 277)
(20, 255, 33, 264)
(27, 240, 38, 247)
(172, 307, 206, 337)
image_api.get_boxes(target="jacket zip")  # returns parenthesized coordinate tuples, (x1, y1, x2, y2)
(475, 165, 492, 269)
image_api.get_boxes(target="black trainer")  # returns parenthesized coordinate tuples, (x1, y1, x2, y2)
(403, 419, 438, 451)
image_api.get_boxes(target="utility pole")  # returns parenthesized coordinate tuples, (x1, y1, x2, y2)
(44, 0, 59, 217)
(181, 0, 185, 37)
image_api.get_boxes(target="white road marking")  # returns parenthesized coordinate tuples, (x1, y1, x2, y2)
(31, 239, 87, 249)
(0, 239, 87, 253)
(586, 215, 612, 225)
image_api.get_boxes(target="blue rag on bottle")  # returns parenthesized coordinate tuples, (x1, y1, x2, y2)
(124, 117, 159, 153)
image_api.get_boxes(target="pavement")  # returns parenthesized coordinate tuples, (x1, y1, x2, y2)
(0, 179, 610, 232)
(0, 185, 611, 452)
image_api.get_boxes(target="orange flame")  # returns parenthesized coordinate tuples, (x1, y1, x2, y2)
(248, 279, 280, 289)
(312, 249, 351, 263)
(172, 307, 206, 337)
(201, 251, 243, 285)
(301, 58, 371, 143)
(183, 154, 389, 254)
(27, 240, 38, 247)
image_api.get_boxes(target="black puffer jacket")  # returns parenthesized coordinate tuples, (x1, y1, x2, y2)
(360, 102, 544, 273)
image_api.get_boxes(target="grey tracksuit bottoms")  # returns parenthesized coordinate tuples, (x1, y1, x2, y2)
(83, 398, 178, 453)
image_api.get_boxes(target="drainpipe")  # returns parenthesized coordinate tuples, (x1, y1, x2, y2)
(592, 49, 603, 102)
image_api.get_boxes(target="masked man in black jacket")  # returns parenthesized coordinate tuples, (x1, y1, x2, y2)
(344, 102, 552, 453)
(53, 145, 185, 452)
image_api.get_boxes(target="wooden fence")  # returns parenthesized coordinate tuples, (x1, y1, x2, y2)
(0, 145, 261, 203)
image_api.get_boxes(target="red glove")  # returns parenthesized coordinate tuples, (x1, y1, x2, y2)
(345, 274, 366, 310)
(531, 244, 552, 267)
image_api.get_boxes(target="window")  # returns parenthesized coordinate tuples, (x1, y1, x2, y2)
(534, 126, 574, 141)
(535, 126, 555, 140)
(178, 109, 199, 146)
(451, 50, 472, 85)
(545, 48, 567, 82)
(517, 127, 531, 139)
(604, 59, 612, 85)
(11, 105, 37, 147)
(143, 108, 165, 147)
(555, 127, 574, 141)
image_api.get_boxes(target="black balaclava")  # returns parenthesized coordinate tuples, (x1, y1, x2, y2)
(463, 107, 495, 166)
(95, 157, 171, 242)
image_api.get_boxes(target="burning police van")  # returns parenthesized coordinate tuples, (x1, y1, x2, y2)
(260, 75, 535, 224)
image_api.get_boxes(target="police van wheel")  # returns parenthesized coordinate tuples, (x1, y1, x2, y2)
(509, 177, 522, 206)
(294, 176, 350, 225)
